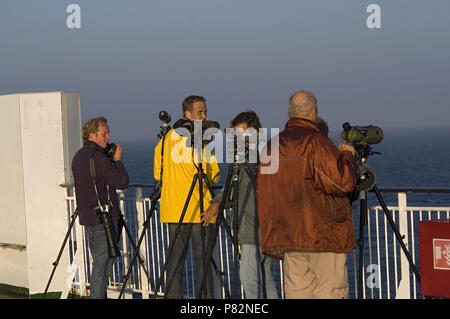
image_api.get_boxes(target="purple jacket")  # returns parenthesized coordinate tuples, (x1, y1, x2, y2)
(72, 141, 129, 226)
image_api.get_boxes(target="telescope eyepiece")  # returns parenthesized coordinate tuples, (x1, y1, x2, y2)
(343, 122, 351, 132)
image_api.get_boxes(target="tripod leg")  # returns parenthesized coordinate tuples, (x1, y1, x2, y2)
(232, 168, 240, 299)
(211, 257, 231, 299)
(203, 171, 237, 249)
(358, 191, 367, 299)
(120, 215, 152, 290)
(197, 171, 208, 299)
(372, 186, 421, 283)
(43, 210, 78, 298)
(118, 200, 157, 299)
(153, 174, 198, 298)
(198, 169, 229, 299)
(197, 165, 234, 298)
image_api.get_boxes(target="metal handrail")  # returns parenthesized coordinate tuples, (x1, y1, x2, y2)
(60, 185, 450, 299)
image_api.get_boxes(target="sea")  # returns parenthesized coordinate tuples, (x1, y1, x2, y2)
(119, 126, 450, 204)
(114, 126, 450, 299)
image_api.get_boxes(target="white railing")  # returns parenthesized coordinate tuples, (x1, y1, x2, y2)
(60, 185, 450, 299)
(351, 190, 450, 299)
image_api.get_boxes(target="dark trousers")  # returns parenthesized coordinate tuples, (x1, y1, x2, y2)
(165, 223, 215, 299)
(85, 220, 118, 299)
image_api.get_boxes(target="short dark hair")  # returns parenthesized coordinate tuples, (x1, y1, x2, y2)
(315, 117, 329, 136)
(230, 110, 262, 130)
(182, 95, 206, 116)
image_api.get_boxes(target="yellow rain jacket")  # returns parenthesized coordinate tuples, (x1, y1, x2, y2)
(154, 128, 220, 223)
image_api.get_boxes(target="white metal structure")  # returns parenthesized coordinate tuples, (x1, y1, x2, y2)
(0, 92, 82, 295)
(59, 185, 450, 299)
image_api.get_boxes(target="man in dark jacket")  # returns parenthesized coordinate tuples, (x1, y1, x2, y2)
(257, 91, 357, 299)
(72, 117, 129, 299)
(202, 111, 278, 299)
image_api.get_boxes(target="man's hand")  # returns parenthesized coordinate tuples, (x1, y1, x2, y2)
(114, 144, 124, 162)
(201, 202, 219, 226)
(338, 141, 356, 156)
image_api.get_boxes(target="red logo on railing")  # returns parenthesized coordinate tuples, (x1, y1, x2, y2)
(434, 239, 450, 270)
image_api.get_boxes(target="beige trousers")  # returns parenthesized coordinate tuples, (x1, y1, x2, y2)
(283, 251, 349, 299)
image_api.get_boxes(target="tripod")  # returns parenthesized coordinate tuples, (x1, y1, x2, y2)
(43, 209, 150, 298)
(118, 112, 171, 299)
(197, 152, 256, 299)
(118, 186, 160, 298)
(355, 151, 421, 299)
(119, 119, 229, 299)
(152, 157, 229, 299)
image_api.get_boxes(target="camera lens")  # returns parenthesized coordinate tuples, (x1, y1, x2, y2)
(159, 110, 171, 123)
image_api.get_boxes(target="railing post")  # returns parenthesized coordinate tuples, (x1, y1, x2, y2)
(62, 187, 88, 298)
(117, 190, 133, 298)
(396, 192, 411, 299)
(135, 187, 150, 298)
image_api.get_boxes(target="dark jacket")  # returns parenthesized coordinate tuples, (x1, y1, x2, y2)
(72, 141, 129, 226)
(257, 118, 357, 259)
(211, 163, 259, 245)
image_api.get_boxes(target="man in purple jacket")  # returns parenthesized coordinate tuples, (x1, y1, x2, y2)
(72, 117, 129, 299)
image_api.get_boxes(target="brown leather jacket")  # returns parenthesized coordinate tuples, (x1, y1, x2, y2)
(257, 118, 357, 259)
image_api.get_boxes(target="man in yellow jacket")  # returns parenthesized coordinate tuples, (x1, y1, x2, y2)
(154, 95, 220, 298)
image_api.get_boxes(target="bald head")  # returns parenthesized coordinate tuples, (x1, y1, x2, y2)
(288, 91, 318, 121)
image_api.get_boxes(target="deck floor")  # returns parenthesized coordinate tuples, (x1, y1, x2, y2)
(0, 289, 27, 299)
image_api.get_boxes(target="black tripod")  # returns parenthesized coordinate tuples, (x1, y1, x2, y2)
(354, 146, 421, 299)
(43, 209, 150, 298)
(118, 186, 160, 298)
(152, 156, 229, 299)
(197, 149, 256, 299)
(118, 111, 171, 299)
(119, 116, 229, 299)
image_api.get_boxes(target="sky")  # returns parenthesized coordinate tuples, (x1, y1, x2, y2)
(1, 1, 449, 142)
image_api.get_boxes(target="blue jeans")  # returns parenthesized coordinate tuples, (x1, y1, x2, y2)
(239, 244, 279, 299)
(85, 220, 118, 299)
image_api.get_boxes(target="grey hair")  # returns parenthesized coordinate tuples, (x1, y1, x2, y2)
(288, 91, 318, 119)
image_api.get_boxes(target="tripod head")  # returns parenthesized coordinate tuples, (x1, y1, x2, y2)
(354, 144, 381, 163)
(355, 159, 376, 193)
(348, 145, 380, 203)
(152, 111, 172, 202)
(157, 110, 172, 139)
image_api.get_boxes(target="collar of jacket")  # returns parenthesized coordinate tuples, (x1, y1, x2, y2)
(285, 117, 320, 132)
(83, 140, 105, 152)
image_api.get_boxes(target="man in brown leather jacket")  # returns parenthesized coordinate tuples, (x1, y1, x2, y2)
(257, 91, 357, 299)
